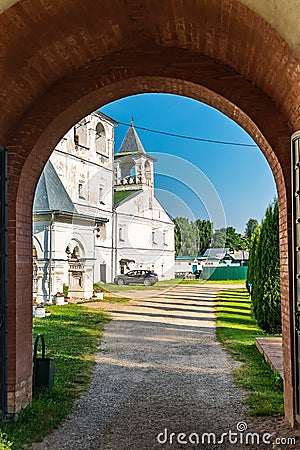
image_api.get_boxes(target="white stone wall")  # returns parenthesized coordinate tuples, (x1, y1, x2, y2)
(51, 112, 114, 215)
(33, 216, 96, 301)
(114, 190, 175, 280)
(48, 111, 116, 287)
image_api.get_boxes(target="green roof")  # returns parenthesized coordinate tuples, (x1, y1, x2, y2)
(175, 255, 198, 260)
(114, 190, 141, 206)
(114, 151, 139, 157)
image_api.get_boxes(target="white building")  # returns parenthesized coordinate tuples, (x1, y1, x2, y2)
(113, 125, 175, 280)
(33, 112, 175, 301)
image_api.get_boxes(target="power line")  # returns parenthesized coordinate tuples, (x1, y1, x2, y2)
(114, 120, 257, 148)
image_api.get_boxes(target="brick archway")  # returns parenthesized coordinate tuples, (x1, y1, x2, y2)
(1, 0, 299, 425)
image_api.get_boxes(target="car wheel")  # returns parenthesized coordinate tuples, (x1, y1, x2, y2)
(143, 279, 151, 286)
(117, 278, 125, 286)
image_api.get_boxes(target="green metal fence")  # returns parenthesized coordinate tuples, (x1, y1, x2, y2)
(202, 266, 248, 281)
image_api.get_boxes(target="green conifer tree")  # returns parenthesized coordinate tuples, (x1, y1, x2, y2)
(248, 199, 281, 333)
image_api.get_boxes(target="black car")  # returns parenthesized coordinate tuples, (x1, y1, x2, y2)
(114, 270, 158, 286)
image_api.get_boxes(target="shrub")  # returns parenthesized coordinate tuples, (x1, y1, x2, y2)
(0, 432, 13, 450)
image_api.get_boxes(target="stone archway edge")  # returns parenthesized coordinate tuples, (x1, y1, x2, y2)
(0, 0, 299, 426)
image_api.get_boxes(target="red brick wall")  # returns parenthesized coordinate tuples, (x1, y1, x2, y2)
(0, 0, 299, 424)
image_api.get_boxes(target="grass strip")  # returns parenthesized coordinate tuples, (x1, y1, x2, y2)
(77, 295, 130, 304)
(1, 304, 111, 449)
(215, 288, 284, 416)
(101, 278, 245, 292)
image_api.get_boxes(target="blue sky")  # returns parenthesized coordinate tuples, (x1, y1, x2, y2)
(100, 94, 277, 233)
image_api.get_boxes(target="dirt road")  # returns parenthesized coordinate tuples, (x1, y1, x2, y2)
(33, 284, 297, 449)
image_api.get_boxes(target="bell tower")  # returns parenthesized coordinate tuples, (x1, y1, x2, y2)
(114, 123, 157, 192)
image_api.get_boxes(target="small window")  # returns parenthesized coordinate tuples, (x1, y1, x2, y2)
(152, 231, 156, 244)
(127, 270, 135, 277)
(119, 227, 124, 242)
(99, 187, 105, 205)
(78, 183, 84, 199)
(163, 231, 167, 246)
(95, 223, 106, 240)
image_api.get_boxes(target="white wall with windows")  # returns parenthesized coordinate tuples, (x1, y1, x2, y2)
(33, 111, 175, 300)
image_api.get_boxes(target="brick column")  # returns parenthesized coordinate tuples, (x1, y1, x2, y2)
(6, 174, 33, 413)
(279, 189, 295, 425)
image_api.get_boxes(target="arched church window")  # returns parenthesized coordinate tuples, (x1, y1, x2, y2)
(66, 246, 71, 258)
(74, 119, 88, 148)
(95, 122, 106, 155)
(145, 161, 152, 186)
(71, 246, 80, 259)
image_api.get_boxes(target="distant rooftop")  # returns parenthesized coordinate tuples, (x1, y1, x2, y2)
(228, 250, 249, 260)
(203, 248, 230, 258)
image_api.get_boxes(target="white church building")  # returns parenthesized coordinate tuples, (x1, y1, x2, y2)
(33, 111, 175, 301)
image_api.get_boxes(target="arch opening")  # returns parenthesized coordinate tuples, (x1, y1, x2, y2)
(1, 0, 299, 427)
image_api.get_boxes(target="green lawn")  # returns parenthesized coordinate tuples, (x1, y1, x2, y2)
(215, 288, 284, 416)
(1, 304, 111, 449)
(100, 278, 179, 292)
(204, 279, 246, 284)
(78, 295, 130, 304)
(101, 278, 245, 292)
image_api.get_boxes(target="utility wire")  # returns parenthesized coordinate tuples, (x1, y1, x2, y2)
(114, 120, 257, 148)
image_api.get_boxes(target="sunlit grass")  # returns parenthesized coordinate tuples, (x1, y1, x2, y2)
(101, 278, 179, 292)
(101, 278, 245, 291)
(1, 305, 111, 449)
(77, 295, 130, 304)
(215, 288, 283, 416)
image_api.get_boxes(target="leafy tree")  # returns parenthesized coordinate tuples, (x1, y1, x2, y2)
(225, 226, 247, 250)
(245, 218, 259, 245)
(173, 218, 182, 256)
(211, 228, 226, 248)
(196, 219, 213, 255)
(248, 199, 281, 333)
(173, 217, 198, 255)
(211, 226, 247, 250)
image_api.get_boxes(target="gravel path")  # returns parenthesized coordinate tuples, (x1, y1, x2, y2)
(32, 284, 298, 449)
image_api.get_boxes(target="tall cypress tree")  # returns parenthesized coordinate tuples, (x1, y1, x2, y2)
(248, 199, 281, 333)
(246, 225, 260, 293)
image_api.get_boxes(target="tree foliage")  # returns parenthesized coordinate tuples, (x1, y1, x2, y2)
(173, 217, 213, 256)
(211, 228, 226, 248)
(196, 219, 213, 255)
(225, 226, 247, 250)
(173, 217, 198, 256)
(211, 226, 247, 250)
(247, 199, 281, 333)
(245, 218, 259, 245)
(173, 217, 257, 256)
(173, 218, 182, 256)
